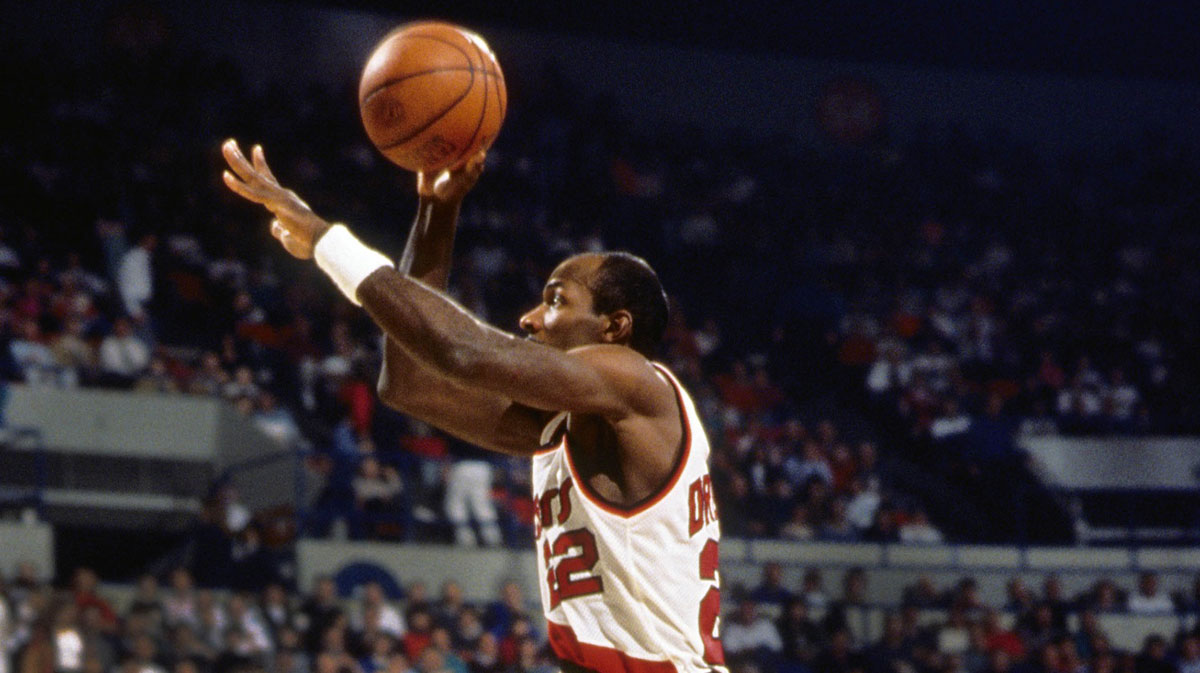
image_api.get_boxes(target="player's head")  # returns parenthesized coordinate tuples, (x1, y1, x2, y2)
(519, 251, 668, 358)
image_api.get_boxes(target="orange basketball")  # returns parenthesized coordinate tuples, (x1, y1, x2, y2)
(359, 21, 506, 174)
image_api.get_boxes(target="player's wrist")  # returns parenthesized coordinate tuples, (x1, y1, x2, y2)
(313, 224, 392, 306)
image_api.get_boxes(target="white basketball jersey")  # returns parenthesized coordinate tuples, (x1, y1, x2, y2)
(531, 363, 726, 673)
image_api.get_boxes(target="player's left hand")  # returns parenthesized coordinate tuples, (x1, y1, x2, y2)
(417, 150, 486, 204)
(221, 139, 331, 259)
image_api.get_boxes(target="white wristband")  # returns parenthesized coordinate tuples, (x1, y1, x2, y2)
(313, 224, 392, 306)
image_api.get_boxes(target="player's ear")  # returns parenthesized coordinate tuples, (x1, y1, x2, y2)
(602, 309, 633, 345)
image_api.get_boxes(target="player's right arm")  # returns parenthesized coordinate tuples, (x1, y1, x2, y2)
(219, 140, 546, 456)
(377, 154, 548, 455)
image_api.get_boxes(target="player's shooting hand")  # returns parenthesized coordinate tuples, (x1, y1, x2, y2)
(221, 139, 331, 259)
(416, 150, 486, 204)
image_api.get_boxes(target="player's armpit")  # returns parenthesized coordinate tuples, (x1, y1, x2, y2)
(377, 351, 549, 457)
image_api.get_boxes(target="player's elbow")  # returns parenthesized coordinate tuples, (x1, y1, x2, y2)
(376, 371, 412, 411)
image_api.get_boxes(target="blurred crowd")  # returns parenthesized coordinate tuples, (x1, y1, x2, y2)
(724, 563, 1200, 673)
(8, 563, 1200, 673)
(0, 565, 554, 673)
(4, 5, 1200, 549)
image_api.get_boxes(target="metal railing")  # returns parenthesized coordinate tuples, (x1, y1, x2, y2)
(0, 426, 48, 520)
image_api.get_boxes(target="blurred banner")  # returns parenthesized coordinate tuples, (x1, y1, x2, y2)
(1020, 436, 1200, 490)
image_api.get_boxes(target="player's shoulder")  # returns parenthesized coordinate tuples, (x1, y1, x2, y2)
(566, 344, 674, 413)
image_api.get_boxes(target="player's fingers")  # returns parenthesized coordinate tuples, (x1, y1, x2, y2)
(252, 145, 279, 184)
(222, 139, 259, 184)
(223, 170, 269, 205)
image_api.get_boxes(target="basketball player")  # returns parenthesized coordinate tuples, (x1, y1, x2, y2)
(221, 139, 725, 673)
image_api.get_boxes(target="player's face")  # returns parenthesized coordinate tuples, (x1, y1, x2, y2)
(519, 256, 606, 351)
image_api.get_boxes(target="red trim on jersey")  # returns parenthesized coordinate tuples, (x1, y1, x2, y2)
(561, 363, 692, 518)
(547, 622, 678, 673)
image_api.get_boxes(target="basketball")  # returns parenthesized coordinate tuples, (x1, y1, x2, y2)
(359, 21, 507, 174)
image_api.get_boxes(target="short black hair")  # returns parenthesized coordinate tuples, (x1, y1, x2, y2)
(586, 252, 669, 358)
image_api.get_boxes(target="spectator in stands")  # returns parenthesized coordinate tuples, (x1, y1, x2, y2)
(1084, 578, 1123, 613)
(862, 503, 901, 543)
(867, 344, 912, 399)
(116, 232, 157, 324)
(1127, 571, 1174, 615)
(97, 317, 151, 388)
(353, 582, 405, 640)
(300, 577, 342, 654)
(863, 613, 915, 673)
(1016, 602, 1063, 653)
(78, 604, 117, 672)
(313, 620, 362, 673)
(469, 632, 502, 673)
(273, 626, 310, 673)
(818, 497, 860, 542)
(163, 568, 198, 629)
(496, 616, 534, 667)
(195, 590, 229, 647)
(433, 582, 470, 633)
(775, 598, 822, 668)
(1174, 574, 1200, 614)
(1004, 577, 1036, 616)
(721, 598, 783, 668)
(227, 593, 273, 656)
(898, 508, 944, 544)
(127, 574, 165, 632)
(844, 476, 882, 533)
(779, 504, 815, 541)
(360, 632, 397, 673)
(442, 449, 504, 547)
(71, 568, 117, 634)
(50, 318, 95, 385)
(1177, 635, 1200, 673)
(1134, 634, 1174, 673)
(981, 608, 1024, 661)
(134, 355, 180, 394)
(785, 442, 834, 491)
(426, 628, 467, 673)
(222, 366, 260, 402)
(451, 606, 484, 655)
(812, 627, 864, 673)
(401, 610, 434, 662)
(259, 582, 298, 640)
(799, 568, 829, 611)
(252, 391, 303, 447)
(1070, 609, 1106, 661)
(8, 318, 67, 387)
(352, 456, 405, 539)
(188, 352, 231, 397)
(129, 632, 169, 673)
(749, 562, 794, 606)
(1040, 575, 1070, 633)
(902, 575, 943, 609)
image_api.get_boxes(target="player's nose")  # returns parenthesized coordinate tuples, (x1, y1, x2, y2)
(519, 307, 542, 334)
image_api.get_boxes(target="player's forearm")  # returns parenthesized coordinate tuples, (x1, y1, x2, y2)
(398, 196, 460, 284)
(380, 195, 462, 407)
(359, 267, 519, 384)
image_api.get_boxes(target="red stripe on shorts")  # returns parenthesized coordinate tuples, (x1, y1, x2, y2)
(547, 622, 679, 673)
